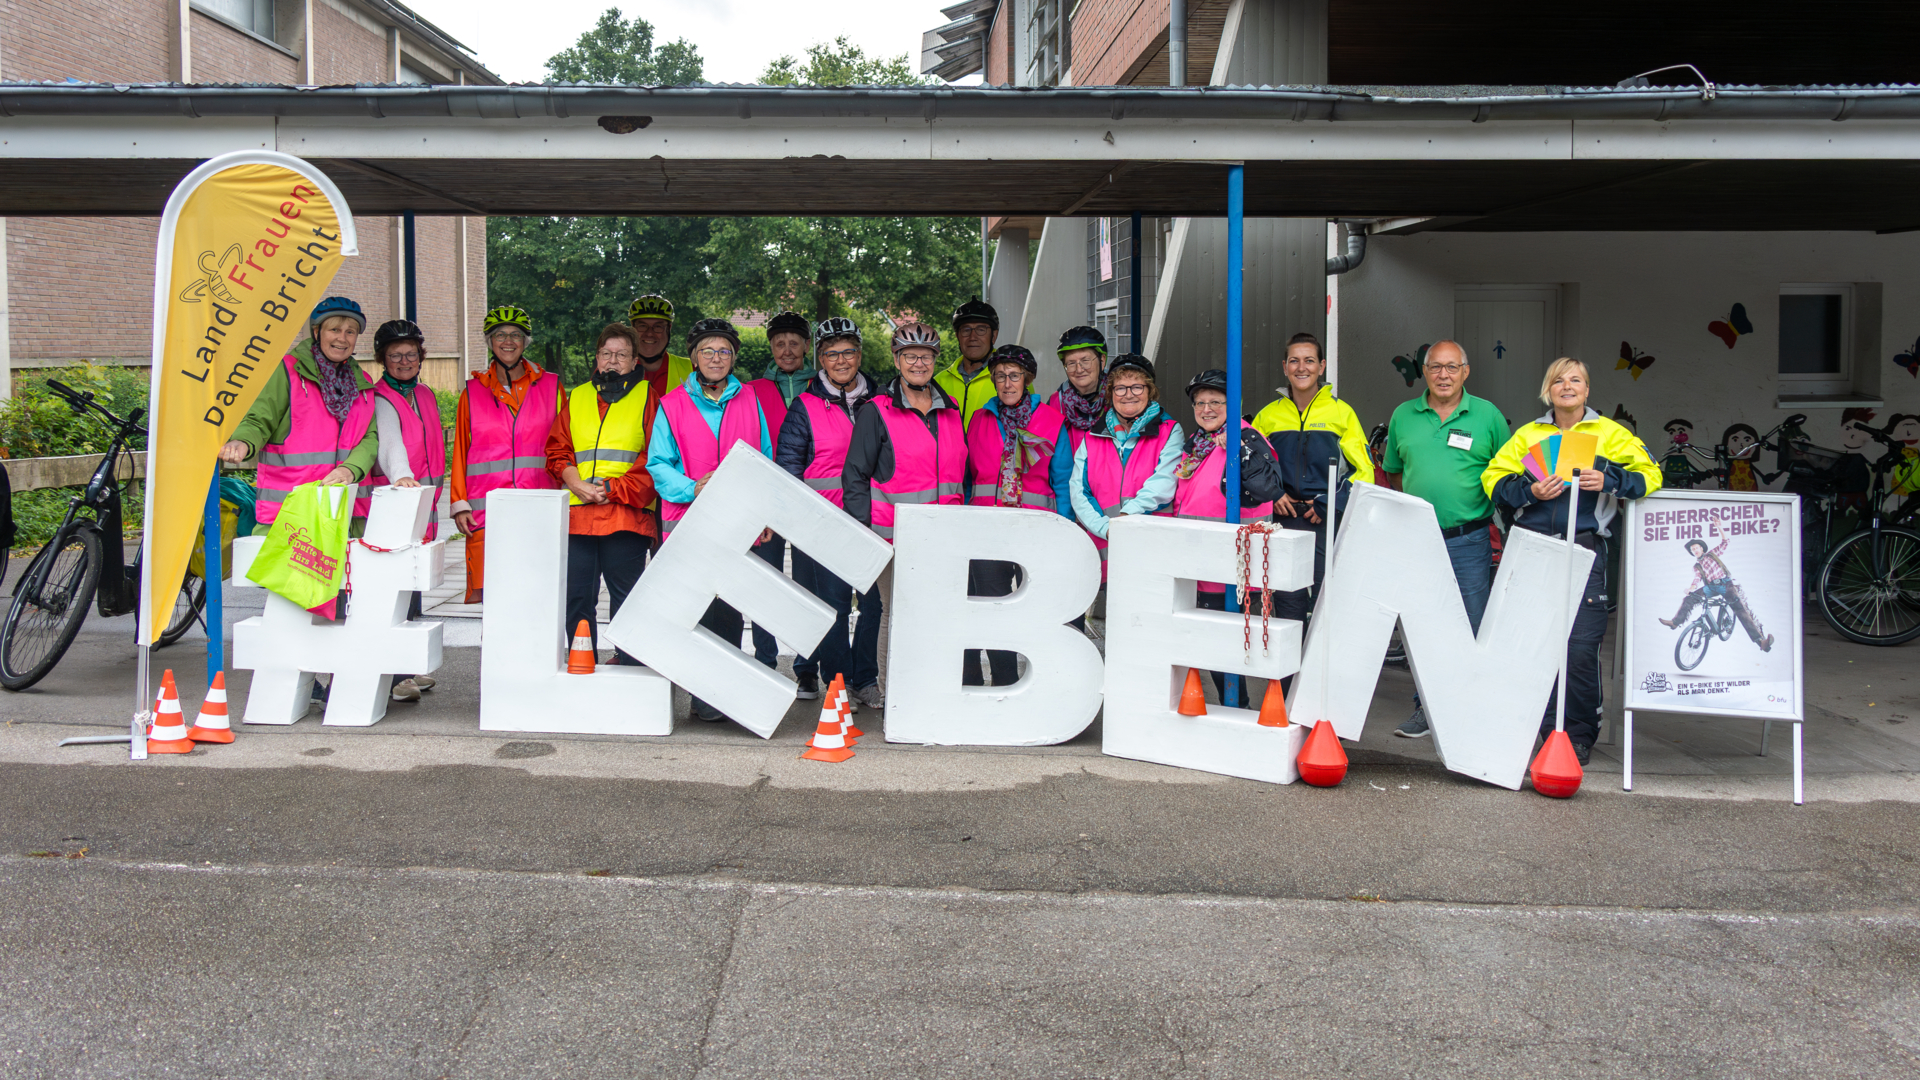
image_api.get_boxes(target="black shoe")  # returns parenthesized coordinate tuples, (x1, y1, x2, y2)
(1575, 742, 1593, 767)
(691, 699, 725, 723)
(795, 672, 822, 700)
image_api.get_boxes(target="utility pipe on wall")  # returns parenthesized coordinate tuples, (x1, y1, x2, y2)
(1169, 0, 1187, 86)
(1325, 222, 1366, 275)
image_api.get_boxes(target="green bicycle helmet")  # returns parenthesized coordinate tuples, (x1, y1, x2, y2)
(628, 294, 674, 324)
(482, 305, 532, 336)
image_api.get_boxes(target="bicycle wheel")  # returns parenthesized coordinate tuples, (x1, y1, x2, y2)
(133, 550, 207, 649)
(1675, 621, 1710, 671)
(1819, 526, 1920, 646)
(0, 527, 104, 691)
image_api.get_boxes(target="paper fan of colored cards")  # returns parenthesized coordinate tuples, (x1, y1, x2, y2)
(1523, 432, 1600, 482)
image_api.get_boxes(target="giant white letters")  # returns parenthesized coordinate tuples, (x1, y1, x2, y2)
(231, 485, 444, 726)
(1288, 484, 1592, 789)
(478, 488, 672, 736)
(1101, 514, 1315, 783)
(607, 447, 892, 738)
(884, 505, 1104, 745)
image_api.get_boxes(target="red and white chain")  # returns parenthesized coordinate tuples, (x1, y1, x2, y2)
(1234, 522, 1278, 657)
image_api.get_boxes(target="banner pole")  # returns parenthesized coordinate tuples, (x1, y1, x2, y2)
(131, 645, 150, 760)
(1556, 472, 1580, 734)
(205, 470, 223, 680)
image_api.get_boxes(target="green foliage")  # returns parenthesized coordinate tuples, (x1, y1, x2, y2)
(6, 483, 144, 550)
(735, 326, 772, 373)
(761, 36, 930, 87)
(698, 216, 978, 332)
(544, 7, 704, 85)
(0, 364, 149, 460)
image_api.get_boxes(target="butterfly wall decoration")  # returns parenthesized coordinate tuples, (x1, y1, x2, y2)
(1616, 340, 1654, 381)
(1707, 302, 1753, 349)
(1390, 343, 1429, 387)
(1894, 337, 1920, 378)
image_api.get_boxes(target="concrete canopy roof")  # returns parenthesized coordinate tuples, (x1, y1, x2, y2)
(5, 82, 1920, 230)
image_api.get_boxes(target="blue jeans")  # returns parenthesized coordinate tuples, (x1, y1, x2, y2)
(791, 547, 882, 689)
(749, 535, 784, 669)
(1412, 527, 1494, 708)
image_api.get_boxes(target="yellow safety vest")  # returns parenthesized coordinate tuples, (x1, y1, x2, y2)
(566, 381, 651, 505)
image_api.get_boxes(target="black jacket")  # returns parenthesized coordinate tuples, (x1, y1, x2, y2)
(1225, 426, 1287, 507)
(775, 372, 876, 480)
(841, 377, 960, 527)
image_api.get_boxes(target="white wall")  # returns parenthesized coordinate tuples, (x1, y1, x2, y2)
(1336, 231, 1920, 461)
(1016, 217, 1084, 395)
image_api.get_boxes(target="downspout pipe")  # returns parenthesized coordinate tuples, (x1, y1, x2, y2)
(1325, 221, 1366, 276)
(1169, 0, 1186, 86)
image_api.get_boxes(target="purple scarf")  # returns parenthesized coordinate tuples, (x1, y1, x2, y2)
(1055, 376, 1107, 433)
(996, 396, 1052, 507)
(316, 353, 362, 422)
(1174, 425, 1223, 480)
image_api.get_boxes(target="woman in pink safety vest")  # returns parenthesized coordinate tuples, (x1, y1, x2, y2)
(841, 321, 967, 544)
(1067, 354, 1183, 581)
(1048, 325, 1108, 519)
(1172, 368, 1287, 708)
(451, 305, 562, 605)
(645, 317, 776, 725)
(221, 295, 379, 532)
(775, 317, 883, 710)
(961, 343, 1067, 687)
(366, 319, 447, 704)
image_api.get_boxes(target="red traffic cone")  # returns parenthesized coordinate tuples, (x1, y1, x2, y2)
(1530, 730, 1584, 798)
(1177, 668, 1208, 716)
(187, 671, 234, 743)
(833, 675, 864, 739)
(801, 703, 854, 762)
(566, 621, 596, 675)
(1256, 678, 1290, 728)
(147, 670, 193, 754)
(1297, 719, 1348, 787)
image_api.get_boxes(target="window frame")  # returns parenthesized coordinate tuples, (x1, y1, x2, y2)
(1777, 283, 1853, 395)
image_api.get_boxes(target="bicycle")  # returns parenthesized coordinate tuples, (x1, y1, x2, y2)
(1816, 426, 1920, 647)
(1674, 591, 1736, 671)
(0, 380, 203, 691)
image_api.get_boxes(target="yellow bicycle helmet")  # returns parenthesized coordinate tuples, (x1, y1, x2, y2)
(628, 294, 674, 324)
(482, 305, 532, 336)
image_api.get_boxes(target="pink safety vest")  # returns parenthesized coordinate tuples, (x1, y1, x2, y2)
(366, 379, 447, 541)
(1082, 415, 1177, 578)
(461, 370, 560, 530)
(796, 391, 859, 509)
(745, 378, 790, 441)
(658, 384, 765, 534)
(869, 396, 966, 542)
(965, 400, 1064, 511)
(1171, 421, 1276, 593)
(254, 354, 377, 525)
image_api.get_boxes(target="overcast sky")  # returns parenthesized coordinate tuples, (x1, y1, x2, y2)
(401, 1, 967, 86)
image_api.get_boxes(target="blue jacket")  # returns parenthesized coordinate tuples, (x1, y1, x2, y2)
(645, 373, 775, 505)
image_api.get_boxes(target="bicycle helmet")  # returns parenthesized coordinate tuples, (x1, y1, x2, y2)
(891, 321, 942, 355)
(373, 319, 425, 359)
(628, 294, 674, 324)
(1057, 325, 1107, 356)
(767, 310, 811, 341)
(687, 317, 741, 353)
(987, 344, 1038, 378)
(1185, 369, 1229, 400)
(482, 305, 532, 336)
(308, 296, 365, 332)
(1107, 353, 1155, 380)
(814, 316, 861, 348)
(951, 297, 999, 333)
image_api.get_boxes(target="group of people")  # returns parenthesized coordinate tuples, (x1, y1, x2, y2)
(223, 292, 1662, 764)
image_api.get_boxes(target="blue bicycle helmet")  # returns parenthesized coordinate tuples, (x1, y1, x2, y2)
(309, 296, 365, 332)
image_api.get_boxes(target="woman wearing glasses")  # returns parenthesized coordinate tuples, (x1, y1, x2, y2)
(449, 305, 561, 604)
(647, 318, 777, 722)
(548, 323, 659, 666)
(1067, 354, 1184, 578)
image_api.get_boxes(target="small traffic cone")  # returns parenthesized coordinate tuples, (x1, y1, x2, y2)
(187, 671, 234, 743)
(1529, 730, 1584, 798)
(1256, 678, 1290, 728)
(566, 621, 596, 675)
(801, 703, 855, 762)
(1177, 668, 1208, 716)
(833, 675, 864, 739)
(146, 670, 193, 754)
(1297, 719, 1348, 787)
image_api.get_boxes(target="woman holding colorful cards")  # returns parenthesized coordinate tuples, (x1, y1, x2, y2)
(1482, 357, 1662, 766)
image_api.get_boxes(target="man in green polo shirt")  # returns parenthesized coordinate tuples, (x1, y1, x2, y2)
(1381, 339, 1510, 738)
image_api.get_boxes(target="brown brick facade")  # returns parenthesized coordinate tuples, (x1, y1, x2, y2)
(1072, 0, 1170, 88)
(190, 10, 299, 84)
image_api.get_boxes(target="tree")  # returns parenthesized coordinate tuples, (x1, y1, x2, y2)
(761, 36, 929, 88)
(544, 7, 703, 85)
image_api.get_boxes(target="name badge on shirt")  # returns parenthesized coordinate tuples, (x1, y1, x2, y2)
(1446, 430, 1474, 450)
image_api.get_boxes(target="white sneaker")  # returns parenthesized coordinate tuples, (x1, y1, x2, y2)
(390, 678, 422, 703)
(851, 683, 885, 711)
(411, 675, 436, 691)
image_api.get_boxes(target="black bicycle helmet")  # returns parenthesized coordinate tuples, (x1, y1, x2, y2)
(986, 344, 1038, 377)
(951, 297, 999, 333)
(1057, 325, 1107, 355)
(1107, 353, 1155, 380)
(373, 319, 425, 359)
(1185, 368, 1229, 400)
(813, 316, 860, 348)
(687, 317, 741, 353)
(767, 310, 811, 340)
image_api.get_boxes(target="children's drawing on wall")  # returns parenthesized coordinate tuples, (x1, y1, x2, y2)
(1891, 413, 1920, 496)
(1616, 340, 1655, 380)
(1720, 423, 1779, 492)
(1891, 337, 1919, 378)
(1391, 344, 1429, 387)
(1659, 418, 1713, 489)
(1830, 408, 1880, 511)
(1611, 404, 1637, 432)
(1707, 303, 1753, 349)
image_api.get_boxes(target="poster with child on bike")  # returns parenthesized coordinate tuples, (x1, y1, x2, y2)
(1625, 490, 1802, 719)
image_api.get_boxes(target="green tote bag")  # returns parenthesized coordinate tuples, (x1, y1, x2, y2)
(246, 482, 351, 610)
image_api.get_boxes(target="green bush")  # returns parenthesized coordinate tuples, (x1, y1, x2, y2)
(736, 326, 773, 374)
(7, 481, 145, 550)
(0, 364, 150, 459)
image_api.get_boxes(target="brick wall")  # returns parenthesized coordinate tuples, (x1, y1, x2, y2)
(985, 1, 1011, 86)
(5, 218, 159, 365)
(311, 0, 389, 82)
(1072, 0, 1169, 88)
(190, 10, 299, 83)
(0, 0, 170, 81)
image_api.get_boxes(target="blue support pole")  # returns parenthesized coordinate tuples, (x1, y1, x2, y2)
(403, 210, 419, 323)
(1224, 165, 1245, 706)
(1130, 211, 1143, 352)
(203, 470, 223, 682)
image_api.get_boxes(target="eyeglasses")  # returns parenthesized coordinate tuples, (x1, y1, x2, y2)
(596, 350, 634, 361)
(385, 351, 422, 363)
(956, 325, 992, 337)
(1424, 363, 1466, 376)
(1111, 385, 1149, 398)
(820, 347, 861, 362)
(695, 347, 736, 361)
(491, 331, 528, 343)
(990, 369, 1028, 382)
(1193, 400, 1226, 409)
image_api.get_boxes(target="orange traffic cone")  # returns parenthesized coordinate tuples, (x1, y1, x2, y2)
(187, 671, 234, 743)
(147, 670, 193, 754)
(1177, 668, 1208, 716)
(1529, 730, 1584, 798)
(1256, 678, 1290, 727)
(566, 620, 596, 675)
(833, 675, 864, 739)
(1297, 719, 1348, 787)
(801, 703, 855, 762)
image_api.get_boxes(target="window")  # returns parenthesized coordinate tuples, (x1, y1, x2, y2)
(193, 0, 273, 38)
(1778, 284, 1852, 394)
